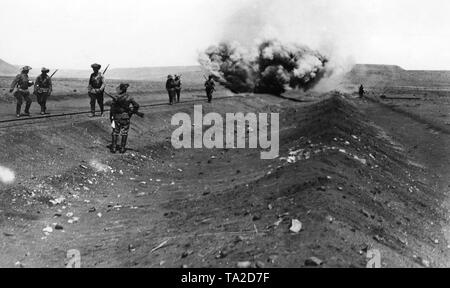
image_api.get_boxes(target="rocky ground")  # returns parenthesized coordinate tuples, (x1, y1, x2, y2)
(1, 87, 450, 268)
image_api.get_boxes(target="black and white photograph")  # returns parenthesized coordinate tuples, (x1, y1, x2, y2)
(1, 0, 450, 272)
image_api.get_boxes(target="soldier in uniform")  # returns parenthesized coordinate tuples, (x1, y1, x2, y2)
(88, 63, 106, 117)
(174, 75, 182, 103)
(165, 75, 176, 105)
(34, 67, 53, 115)
(359, 84, 365, 98)
(204, 75, 215, 103)
(106, 83, 141, 154)
(9, 66, 34, 117)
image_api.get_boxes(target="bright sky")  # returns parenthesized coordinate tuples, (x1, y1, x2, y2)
(1, 0, 450, 70)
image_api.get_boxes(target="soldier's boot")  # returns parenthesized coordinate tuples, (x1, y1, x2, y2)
(110, 135, 118, 153)
(16, 103, 22, 117)
(120, 135, 128, 154)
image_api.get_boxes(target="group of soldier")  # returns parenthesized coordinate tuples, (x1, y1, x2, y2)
(165, 74, 216, 104)
(9, 64, 217, 154)
(9, 66, 53, 117)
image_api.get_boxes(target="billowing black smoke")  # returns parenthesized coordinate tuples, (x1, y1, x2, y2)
(199, 40, 328, 95)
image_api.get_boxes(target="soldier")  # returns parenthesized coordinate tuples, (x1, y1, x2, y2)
(166, 75, 176, 105)
(204, 75, 215, 103)
(359, 84, 365, 98)
(174, 75, 182, 103)
(9, 66, 34, 117)
(88, 63, 105, 117)
(106, 83, 141, 154)
(34, 67, 53, 115)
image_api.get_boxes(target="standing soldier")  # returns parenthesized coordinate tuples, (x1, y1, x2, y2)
(9, 66, 34, 117)
(106, 83, 141, 154)
(166, 75, 176, 105)
(174, 75, 182, 103)
(88, 63, 105, 117)
(204, 75, 215, 103)
(359, 84, 365, 98)
(34, 67, 53, 115)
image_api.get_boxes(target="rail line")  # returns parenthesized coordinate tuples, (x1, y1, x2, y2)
(0, 95, 240, 128)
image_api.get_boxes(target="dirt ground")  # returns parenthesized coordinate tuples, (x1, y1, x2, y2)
(1, 77, 450, 267)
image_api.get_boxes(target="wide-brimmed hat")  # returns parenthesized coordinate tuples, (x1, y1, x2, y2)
(91, 63, 101, 69)
(21, 66, 32, 71)
(118, 83, 130, 91)
(41, 67, 50, 73)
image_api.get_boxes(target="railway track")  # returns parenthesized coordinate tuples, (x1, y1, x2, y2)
(0, 95, 240, 128)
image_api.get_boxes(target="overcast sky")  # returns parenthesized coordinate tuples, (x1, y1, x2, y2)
(1, 0, 450, 70)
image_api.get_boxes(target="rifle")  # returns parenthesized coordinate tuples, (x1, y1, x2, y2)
(50, 69, 58, 78)
(104, 91, 144, 118)
(103, 64, 110, 75)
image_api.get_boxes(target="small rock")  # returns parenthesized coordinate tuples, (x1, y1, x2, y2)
(304, 257, 323, 267)
(216, 249, 230, 259)
(43, 226, 53, 234)
(421, 259, 430, 268)
(326, 215, 334, 223)
(268, 255, 278, 263)
(15, 261, 25, 268)
(360, 209, 371, 218)
(54, 224, 64, 230)
(255, 261, 265, 268)
(317, 186, 326, 191)
(181, 250, 194, 258)
(88, 207, 96, 213)
(252, 214, 261, 221)
(237, 261, 252, 268)
(289, 219, 302, 233)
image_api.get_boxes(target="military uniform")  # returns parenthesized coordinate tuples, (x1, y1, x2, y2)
(10, 66, 33, 117)
(205, 77, 215, 103)
(166, 75, 176, 105)
(88, 63, 105, 116)
(174, 76, 181, 103)
(34, 68, 53, 114)
(359, 85, 365, 98)
(106, 84, 140, 153)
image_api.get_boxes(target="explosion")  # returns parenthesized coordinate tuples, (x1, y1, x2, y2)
(199, 40, 328, 95)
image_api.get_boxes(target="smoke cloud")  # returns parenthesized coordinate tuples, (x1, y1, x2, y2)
(198, 0, 356, 94)
(199, 40, 328, 95)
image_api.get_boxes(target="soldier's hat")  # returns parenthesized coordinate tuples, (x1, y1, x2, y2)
(91, 63, 101, 69)
(41, 67, 50, 73)
(118, 83, 130, 91)
(21, 66, 32, 71)
(167, 74, 173, 79)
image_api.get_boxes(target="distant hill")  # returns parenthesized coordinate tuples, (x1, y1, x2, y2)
(0, 59, 19, 75)
(346, 64, 450, 88)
